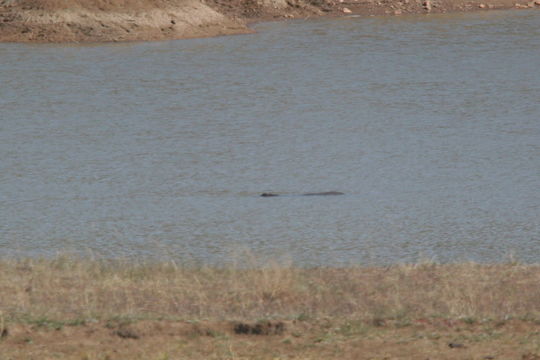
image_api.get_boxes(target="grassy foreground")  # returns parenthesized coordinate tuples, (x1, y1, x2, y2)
(1, 256, 540, 359)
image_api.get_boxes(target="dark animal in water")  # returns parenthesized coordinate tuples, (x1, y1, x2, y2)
(261, 191, 344, 197)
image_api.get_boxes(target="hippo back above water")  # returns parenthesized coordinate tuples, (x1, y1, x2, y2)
(260, 191, 344, 197)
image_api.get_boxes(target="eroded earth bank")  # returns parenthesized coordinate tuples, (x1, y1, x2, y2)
(0, 0, 539, 42)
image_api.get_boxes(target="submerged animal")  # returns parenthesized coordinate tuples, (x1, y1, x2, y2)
(261, 191, 344, 197)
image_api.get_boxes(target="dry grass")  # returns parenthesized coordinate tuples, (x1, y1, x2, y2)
(1, 256, 540, 359)
(1, 255, 540, 323)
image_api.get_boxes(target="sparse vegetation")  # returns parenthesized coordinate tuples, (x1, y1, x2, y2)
(1, 255, 540, 358)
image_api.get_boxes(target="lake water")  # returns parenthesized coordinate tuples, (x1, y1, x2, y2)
(1, 10, 539, 265)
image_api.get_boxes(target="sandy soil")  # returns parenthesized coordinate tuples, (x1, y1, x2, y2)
(0, 0, 249, 42)
(0, 0, 539, 42)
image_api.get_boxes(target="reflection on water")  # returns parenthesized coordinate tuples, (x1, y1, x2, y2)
(1, 10, 539, 265)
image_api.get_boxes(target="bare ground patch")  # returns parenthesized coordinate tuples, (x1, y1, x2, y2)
(1, 317, 539, 359)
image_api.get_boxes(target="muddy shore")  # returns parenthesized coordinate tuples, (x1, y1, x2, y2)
(0, 0, 539, 43)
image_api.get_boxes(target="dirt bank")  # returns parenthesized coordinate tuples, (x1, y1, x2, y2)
(0, 0, 538, 42)
(0, 0, 250, 42)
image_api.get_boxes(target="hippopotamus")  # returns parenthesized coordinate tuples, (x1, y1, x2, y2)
(261, 191, 344, 197)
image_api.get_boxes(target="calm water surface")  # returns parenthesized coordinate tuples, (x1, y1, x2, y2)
(1, 10, 539, 265)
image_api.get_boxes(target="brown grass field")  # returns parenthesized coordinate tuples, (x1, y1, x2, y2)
(1, 256, 540, 359)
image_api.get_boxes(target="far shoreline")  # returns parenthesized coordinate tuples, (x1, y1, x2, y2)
(0, 0, 539, 43)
